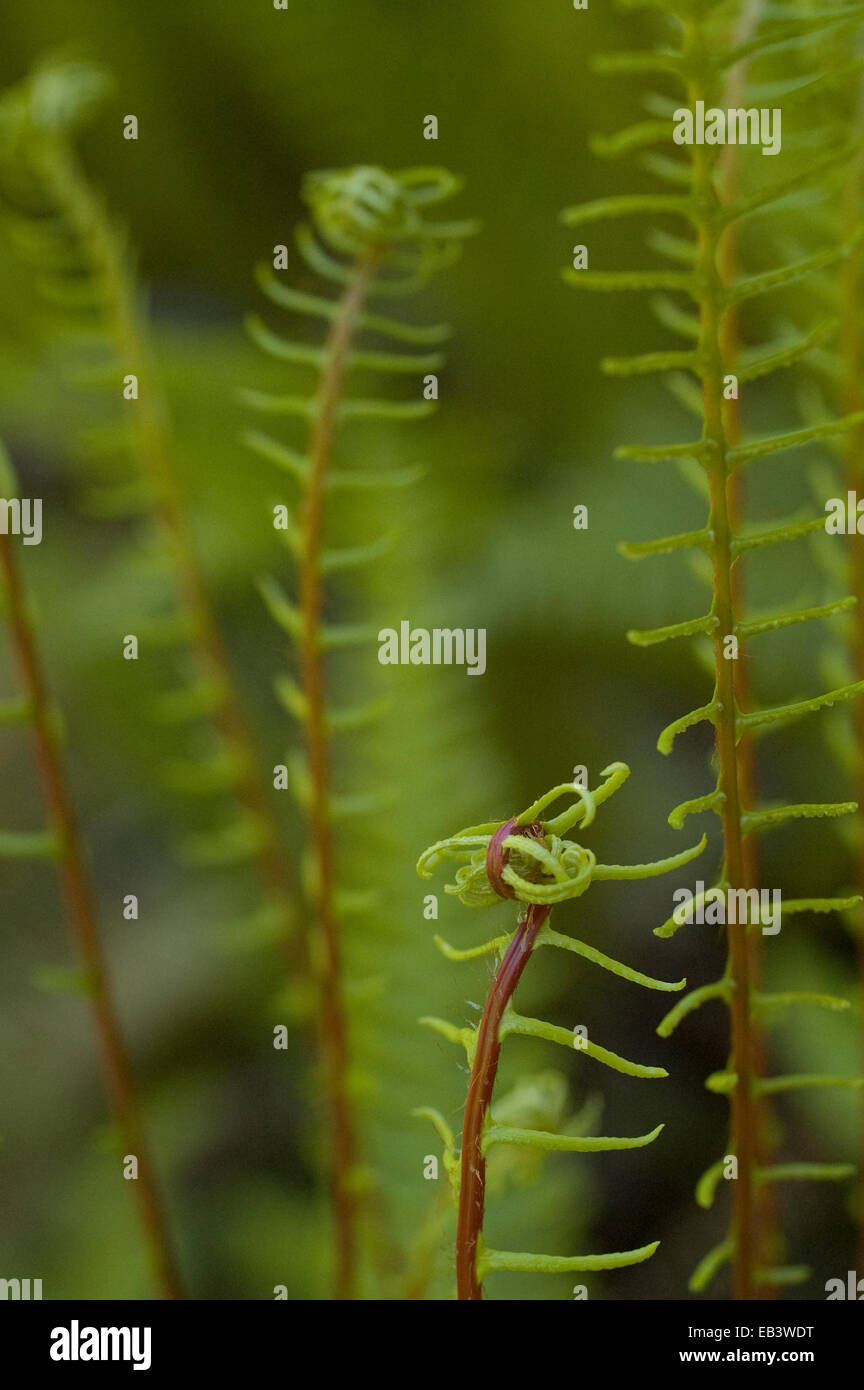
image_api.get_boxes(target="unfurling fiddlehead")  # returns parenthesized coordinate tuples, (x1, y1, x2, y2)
(0, 57, 297, 965)
(244, 165, 475, 1298)
(0, 442, 180, 1299)
(567, 0, 864, 1297)
(417, 763, 705, 1300)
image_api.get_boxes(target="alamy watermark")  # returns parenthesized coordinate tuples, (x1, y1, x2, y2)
(378, 621, 486, 675)
(826, 1270, 864, 1299)
(0, 1276, 42, 1299)
(825, 492, 864, 533)
(673, 101, 781, 156)
(50, 1321, 151, 1371)
(0, 497, 42, 545)
(672, 881, 781, 935)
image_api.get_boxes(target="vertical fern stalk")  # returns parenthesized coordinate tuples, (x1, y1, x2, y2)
(684, 28, 760, 1288)
(0, 448, 180, 1299)
(452, 823, 550, 1299)
(244, 166, 474, 1297)
(298, 252, 379, 1299)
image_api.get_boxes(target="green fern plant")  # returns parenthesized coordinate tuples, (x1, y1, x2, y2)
(565, 0, 864, 1298)
(0, 56, 298, 971)
(243, 164, 475, 1298)
(416, 762, 704, 1299)
(0, 439, 180, 1298)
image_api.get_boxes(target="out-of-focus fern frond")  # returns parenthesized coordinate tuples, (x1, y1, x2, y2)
(0, 56, 298, 968)
(245, 163, 475, 1299)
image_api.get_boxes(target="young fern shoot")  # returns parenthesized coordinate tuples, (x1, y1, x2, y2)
(417, 763, 705, 1300)
(0, 442, 180, 1299)
(244, 165, 475, 1298)
(566, 0, 864, 1297)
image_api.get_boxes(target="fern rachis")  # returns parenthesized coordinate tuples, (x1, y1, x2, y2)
(296, 253, 379, 1301)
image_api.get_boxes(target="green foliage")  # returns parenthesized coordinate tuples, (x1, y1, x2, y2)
(418, 763, 703, 1294)
(567, 0, 864, 1295)
(244, 162, 475, 1295)
(0, 435, 180, 1297)
(0, 55, 296, 959)
(2, 1, 864, 1303)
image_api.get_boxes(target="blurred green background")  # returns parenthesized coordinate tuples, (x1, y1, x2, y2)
(0, 0, 860, 1300)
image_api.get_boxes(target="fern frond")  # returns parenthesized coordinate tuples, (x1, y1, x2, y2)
(568, 0, 864, 1299)
(245, 163, 474, 1298)
(0, 58, 299, 985)
(417, 764, 703, 1299)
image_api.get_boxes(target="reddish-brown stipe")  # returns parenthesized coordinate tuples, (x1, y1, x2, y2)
(455, 818, 550, 1300)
